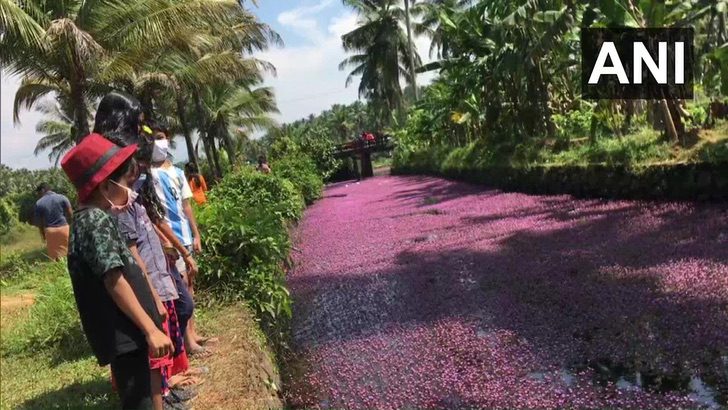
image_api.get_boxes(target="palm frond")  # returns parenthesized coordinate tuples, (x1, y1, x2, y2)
(13, 78, 63, 124)
(0, 0, 46, 49)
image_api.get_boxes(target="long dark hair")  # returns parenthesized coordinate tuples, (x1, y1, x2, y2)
(93, 91, 143, 147)
(94, 94, 165, 223)
(185, 162, 201, 186)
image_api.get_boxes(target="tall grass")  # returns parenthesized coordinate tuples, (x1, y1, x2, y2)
(2, 261, 86, 360)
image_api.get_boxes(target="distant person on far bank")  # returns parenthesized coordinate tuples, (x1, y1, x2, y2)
(257, 155, 271, 174)
(364, 131, 376, 145)
(185, 163, 208, 206)
(34, 183, 72, 260)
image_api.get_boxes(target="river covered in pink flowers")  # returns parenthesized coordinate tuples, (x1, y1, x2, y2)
(285, 175, 728, 409)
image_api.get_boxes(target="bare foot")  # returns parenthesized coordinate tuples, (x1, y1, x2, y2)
(187, 345, 213, 358)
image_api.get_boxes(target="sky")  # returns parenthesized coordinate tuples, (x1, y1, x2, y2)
(0, 0, 436, 170)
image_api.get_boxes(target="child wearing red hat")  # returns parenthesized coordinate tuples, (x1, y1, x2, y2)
(62, 133, 173, 410)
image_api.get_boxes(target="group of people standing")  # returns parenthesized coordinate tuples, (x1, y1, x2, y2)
(32, 91, 215, 410)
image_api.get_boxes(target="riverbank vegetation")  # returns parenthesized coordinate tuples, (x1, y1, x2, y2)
(390, 0, 727, 173)
(0, 150, 324, 407)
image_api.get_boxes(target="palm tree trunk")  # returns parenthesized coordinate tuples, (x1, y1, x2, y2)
(71, 83, 90, 142)
(176, 94, 198, 167)
(217, 118, 237, 168)
(404, 0, 418, 101)
(208, 133, 223, 177)
(222, 131, 237, 169)
(192, 91, 220, 178)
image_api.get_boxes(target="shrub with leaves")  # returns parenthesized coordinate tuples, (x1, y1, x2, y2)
(197, 168, 302, 327)
(207, 168, 304, 222)
(0, 251, 33, 281)
(0, 198, 17, 236)
(272, 155, 324, 205)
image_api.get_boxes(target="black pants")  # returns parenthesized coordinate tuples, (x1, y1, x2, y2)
(110, 349, 153, 410)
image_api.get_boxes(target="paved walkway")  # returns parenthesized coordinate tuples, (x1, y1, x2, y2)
(286, 175, 728, 409)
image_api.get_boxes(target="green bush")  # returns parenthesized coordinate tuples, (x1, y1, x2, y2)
(552, 105, 595, 141)
(197, 168, 301, 327)
(685, 102, 708, 128)
(198, 204, 292, 319)
(272, 155, 324, 205)
(0, 251, 33, 282)
(207, 168, 304, 222)
(0, 197, 17, 236)
(13, 191, 40, 224)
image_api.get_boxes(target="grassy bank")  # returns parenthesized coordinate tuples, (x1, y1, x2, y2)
(393, 122, 728, 201)
(0, 247, 282, 409)
(1, 156, 324, 408)
(0, 253, 115, 409)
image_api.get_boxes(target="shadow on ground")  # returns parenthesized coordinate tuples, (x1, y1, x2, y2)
(17, 380, 116, 409)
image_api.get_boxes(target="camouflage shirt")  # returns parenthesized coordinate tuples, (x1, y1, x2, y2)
(67, 207, 162, 366)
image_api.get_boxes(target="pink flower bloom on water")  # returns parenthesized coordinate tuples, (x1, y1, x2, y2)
(286, 176, 728, 409)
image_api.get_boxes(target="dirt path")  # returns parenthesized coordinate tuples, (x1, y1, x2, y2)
(194, 305, 282, 410)
(0, 293, 35, 310)
(286, 175, 728, 409)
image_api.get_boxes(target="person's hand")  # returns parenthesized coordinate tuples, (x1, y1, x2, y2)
(193, 236, 202, 253)
(146, 328, 174, 358)
(183, 254, 198, 279)
(156, 299, 168, 322)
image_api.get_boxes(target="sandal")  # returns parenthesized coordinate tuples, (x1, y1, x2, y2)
(168, 375, 203, 389)
(163, 396, 192, 410)
(169, 386, 199, 403)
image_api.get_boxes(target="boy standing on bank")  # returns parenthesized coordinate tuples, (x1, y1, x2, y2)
(145, 120, 214, 355)
(62, 134, 173, 410)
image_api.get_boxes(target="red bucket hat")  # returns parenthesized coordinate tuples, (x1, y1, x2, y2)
(61, 133, 137, 203)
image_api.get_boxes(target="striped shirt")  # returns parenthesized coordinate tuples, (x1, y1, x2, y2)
(151, 164, 194, 247)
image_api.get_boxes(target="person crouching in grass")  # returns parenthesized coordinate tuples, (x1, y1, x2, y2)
(61, 133, 173, 410)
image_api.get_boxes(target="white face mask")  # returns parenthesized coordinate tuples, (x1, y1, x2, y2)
(152, 139, 169, 163)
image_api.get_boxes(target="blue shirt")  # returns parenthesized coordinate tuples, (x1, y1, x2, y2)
(116, 201, 179, 302)
(34, 191, 71, 228)
(151, 165, 194, 247)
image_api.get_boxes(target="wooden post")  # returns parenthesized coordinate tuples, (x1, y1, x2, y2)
(361, 151, 374, 178)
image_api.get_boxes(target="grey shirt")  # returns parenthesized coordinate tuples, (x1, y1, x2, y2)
(34, 191, 71, 228)
(116, 201, 179, 302)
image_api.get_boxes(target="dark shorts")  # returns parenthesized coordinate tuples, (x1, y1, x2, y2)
(110, 349, 153, 410)
(167, 257, 194, 337)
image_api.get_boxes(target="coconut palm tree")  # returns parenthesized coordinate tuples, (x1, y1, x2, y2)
(201, 82, 279, 169)
(127, 10, 281, 169)
(32, 99, 92, 166)
(403, 0, 418, 101)
(412, 0, 469, 59)
(1, 0, 260, 142)
(339, 0, 422, 120)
